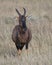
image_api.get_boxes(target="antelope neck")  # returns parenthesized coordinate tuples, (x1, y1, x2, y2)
(19, 25, 27, 34)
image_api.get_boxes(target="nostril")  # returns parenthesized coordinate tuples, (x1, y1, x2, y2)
(22, 22, 26, 28)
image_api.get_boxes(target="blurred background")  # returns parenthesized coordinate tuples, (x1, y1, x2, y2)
(0, 0, 52, 65)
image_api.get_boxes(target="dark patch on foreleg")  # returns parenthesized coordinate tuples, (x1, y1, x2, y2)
(25, 43, 28, 50)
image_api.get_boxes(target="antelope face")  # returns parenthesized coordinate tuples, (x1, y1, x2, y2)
(19, 15, 27, 31)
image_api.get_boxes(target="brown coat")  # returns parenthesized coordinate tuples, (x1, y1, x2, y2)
(12, 25, 32, 44)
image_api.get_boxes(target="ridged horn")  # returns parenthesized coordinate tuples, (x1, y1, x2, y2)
(23, 8, 26, 16)
(15, 8, 21, 16)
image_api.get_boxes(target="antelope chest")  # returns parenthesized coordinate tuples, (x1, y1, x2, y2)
(18, 31, 28, 43)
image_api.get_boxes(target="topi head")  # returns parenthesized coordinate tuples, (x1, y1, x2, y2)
(16, 8, 27, 32)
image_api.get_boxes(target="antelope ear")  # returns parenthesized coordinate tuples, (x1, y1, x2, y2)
(15, 8, 21, 16)
(13, 16, 19, 21)
(16, 17, 19, 20)
(23, 8, 26, 16)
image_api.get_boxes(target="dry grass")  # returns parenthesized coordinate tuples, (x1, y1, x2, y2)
(0, 0, 52, 65)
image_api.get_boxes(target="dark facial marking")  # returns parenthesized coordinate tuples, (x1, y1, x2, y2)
(21, 15, 27, 29)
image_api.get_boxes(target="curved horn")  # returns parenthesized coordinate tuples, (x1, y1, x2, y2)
(15, 8, 21, 16)
(23, 8, 26, 16)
